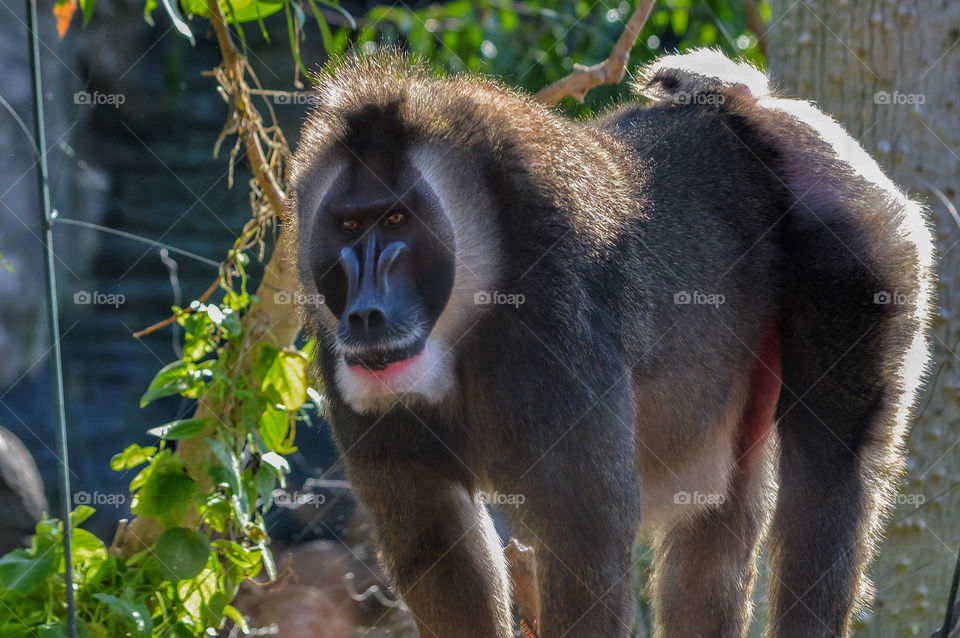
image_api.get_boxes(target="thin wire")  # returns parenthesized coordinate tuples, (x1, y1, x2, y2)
(936, 546, 960, 638)
(159, 248, 183, 357)
(24, 1, 75, 635)
(0, 93, 38, 156)
(56, 217, 221, 267)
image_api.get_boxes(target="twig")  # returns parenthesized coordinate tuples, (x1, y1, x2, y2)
(109, 519, 128, 557)
(132, 277, 221, 338)
(743, 0, 767, 57)
(506, 539, 539, 638)
(134, 2, 291, 340)
(535, 0, 655, 104)
(206, 0, 288, 220)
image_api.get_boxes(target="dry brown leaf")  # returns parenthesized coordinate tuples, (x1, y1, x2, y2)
(53, 0, 77, 38)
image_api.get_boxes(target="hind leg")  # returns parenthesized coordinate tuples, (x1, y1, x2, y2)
(767, 258, 927, 637)
(766, 349, 905, 637)
(649, 448, 773, 638)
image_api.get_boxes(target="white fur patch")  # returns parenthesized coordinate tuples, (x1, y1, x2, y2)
(644, 48, 771, 99)
(410, 144, 502, 347)
(335, 339, 455, 414)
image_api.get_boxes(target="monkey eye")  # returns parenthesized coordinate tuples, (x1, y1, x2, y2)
(339, 218, 361, 234)
(384, 212, 407, 227)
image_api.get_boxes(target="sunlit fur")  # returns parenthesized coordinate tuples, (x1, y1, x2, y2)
(290, 50, 936, 638)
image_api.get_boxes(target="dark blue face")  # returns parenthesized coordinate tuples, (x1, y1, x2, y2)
(306, 146, 456, 370)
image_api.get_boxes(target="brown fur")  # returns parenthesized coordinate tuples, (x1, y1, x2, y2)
(290, 50, 936, 638)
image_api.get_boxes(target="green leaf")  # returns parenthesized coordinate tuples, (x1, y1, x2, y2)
(285, 0, 311, 78)
(161, 0, 194, 43)
(213, 539, 262, 579)
(78, 0, 95, 24)
(153, 527, 210, 581)
(180, 0, 283, 23)
(69, 505, 95, 527)
(221, 309, 242, 339)
(92, 593, 153, 638)
(140, 361, 204, 407)
(255, 467, 275, 513)
(84, 553, 117, 590)
(224, 605, 250, 633)
(182, 313, 215, 361)
(207, 439, 250, 526)
(0, 547, 57, 594)
(260, 451, 290, 476)
(70, 528, 107, 568)
(36, 622, 68, 638)
(258, 406, 288, 452)
(177, 566, 220, 621)
(143, 0, 158, 25)
(259, 346, 308, 410)
(305, 0, 334, 51)
(110, 443, 156, 471)
(132, 469, 196, 518)
(35, 619, 92, 638)
(147, 417, 208, 440)
(259, 541, 276, 581)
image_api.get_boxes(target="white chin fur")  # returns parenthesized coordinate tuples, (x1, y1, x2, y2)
(334, 338, 455, 414)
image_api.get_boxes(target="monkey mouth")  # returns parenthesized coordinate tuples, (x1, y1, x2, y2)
(344, 340, 426, 374)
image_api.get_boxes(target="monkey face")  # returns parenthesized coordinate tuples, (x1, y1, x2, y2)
(299, 141, 458, 405)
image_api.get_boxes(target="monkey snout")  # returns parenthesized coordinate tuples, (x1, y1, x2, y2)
(347, 306, 388, 342)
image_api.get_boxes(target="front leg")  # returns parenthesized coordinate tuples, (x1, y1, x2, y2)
(510, 378, 642, 638)
(351, 463, 512, 638)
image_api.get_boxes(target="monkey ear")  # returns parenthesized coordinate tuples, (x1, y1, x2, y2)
(635, 48, 772, 107)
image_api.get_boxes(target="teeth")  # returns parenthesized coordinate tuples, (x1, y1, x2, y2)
(345, 340, 426, 370)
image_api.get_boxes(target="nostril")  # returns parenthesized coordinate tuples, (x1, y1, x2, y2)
(348, 307, 387, 338)
(348, 312, 365, 334)
(366, 308, 386, 333)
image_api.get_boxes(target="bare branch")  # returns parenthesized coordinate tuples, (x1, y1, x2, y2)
(206, 0, 288, 220)
(506, 539, 540, 638)
(535, 0, 655, 105)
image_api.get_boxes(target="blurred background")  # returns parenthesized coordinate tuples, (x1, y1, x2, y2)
(1, 1, 958, 635)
